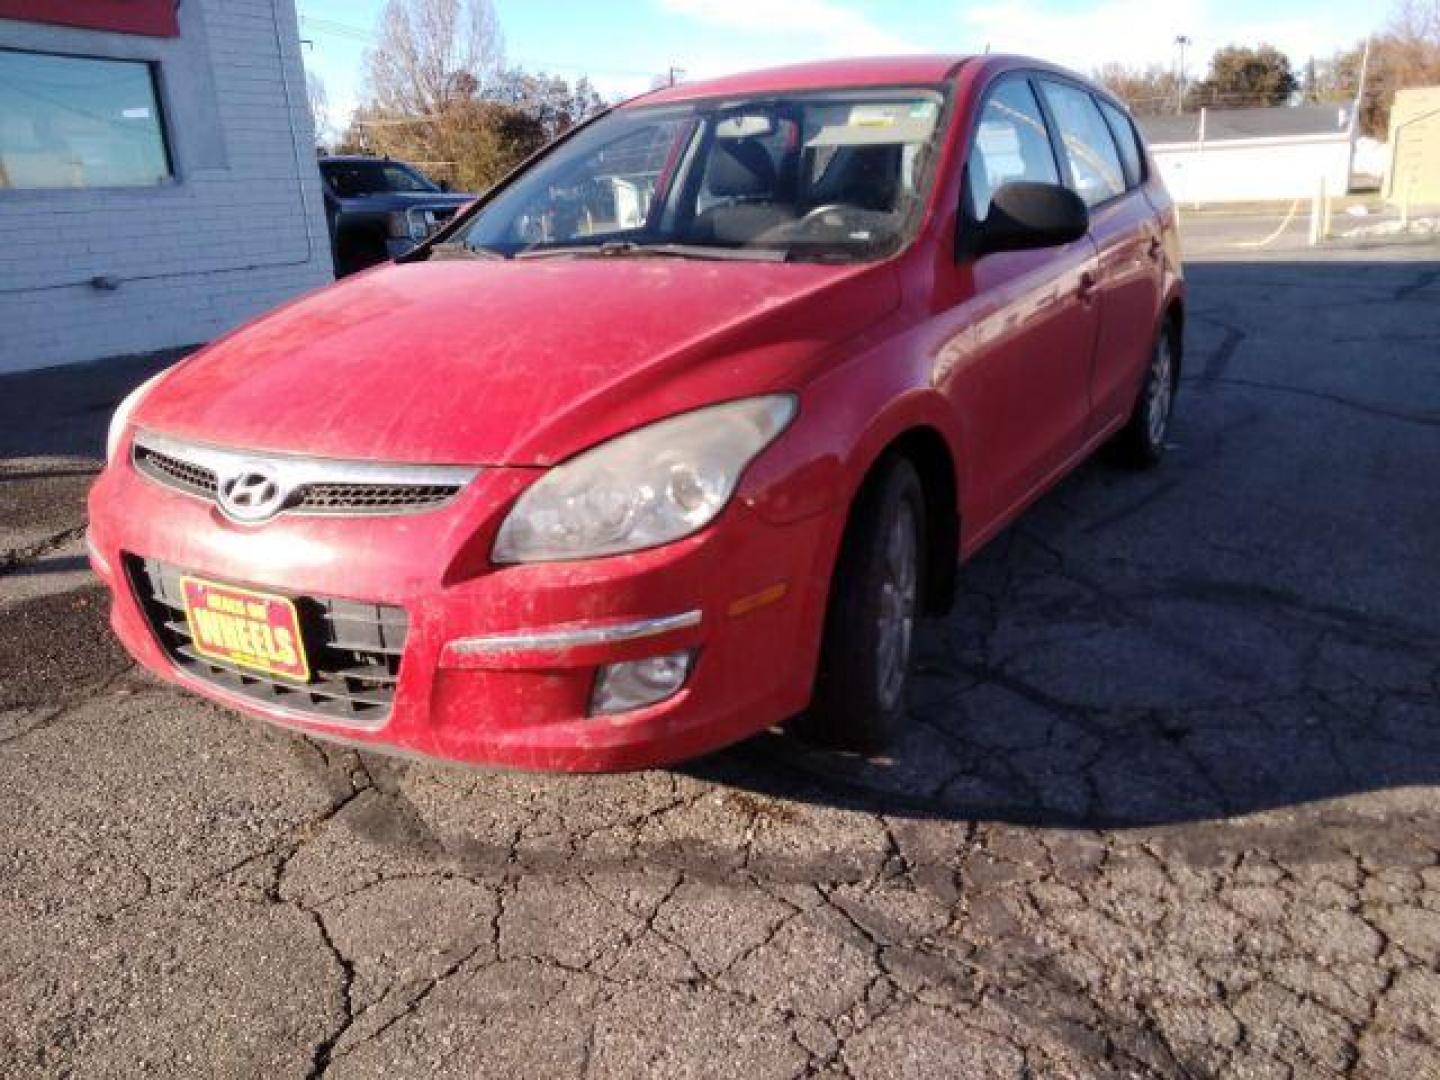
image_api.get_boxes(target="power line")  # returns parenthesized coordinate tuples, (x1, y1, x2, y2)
(300, 15, 370, 41)
(298, 15, 657, 79)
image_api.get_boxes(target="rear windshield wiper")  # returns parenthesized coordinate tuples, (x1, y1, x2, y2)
(515, 241, 784, 262)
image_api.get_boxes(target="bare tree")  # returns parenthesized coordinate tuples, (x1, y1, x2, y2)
(1393, 0, 1440, 40)
(305, 70, 330, 146)
(1094, 63, 1184, 116)
(1316, 0, 1440, 135)
(352, 0, 610, 192)
(366, 0, 506, 118)
(493, 70, 607, 140)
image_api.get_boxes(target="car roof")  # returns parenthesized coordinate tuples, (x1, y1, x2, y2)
(630, 55, 974, 107)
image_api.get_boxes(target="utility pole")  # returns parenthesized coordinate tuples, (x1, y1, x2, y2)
(1353, 35, 1373, 131)
(1174, 35, 1192, 115)
(1344, 34, 1373, 191)
(666, 65, 686, 88)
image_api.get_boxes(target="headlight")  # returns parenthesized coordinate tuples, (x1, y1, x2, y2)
(493, 395, 796, 564)
(388, 210, 431, 241)
(105, 371, 168, 465)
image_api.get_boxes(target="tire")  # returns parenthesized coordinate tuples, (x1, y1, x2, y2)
(795, 456, 926, 753)
(1110, 321, 1180, 468)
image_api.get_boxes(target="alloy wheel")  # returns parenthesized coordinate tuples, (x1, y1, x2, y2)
(875, 501, 919, 711)
(1146, 335, 1176, 447)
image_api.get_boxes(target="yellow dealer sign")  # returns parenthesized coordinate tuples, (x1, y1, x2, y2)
(1386, 86, 1440, 207)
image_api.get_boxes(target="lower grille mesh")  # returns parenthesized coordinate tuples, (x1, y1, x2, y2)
(127, 557, 407, 726)
(298, 482, 458, 512)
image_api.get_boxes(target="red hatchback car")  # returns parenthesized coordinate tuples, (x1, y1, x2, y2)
(89, 55, 1183, 771)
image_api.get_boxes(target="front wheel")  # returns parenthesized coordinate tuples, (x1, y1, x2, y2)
(794, 456, 926, 753)
(1110, 324, 1180, 467)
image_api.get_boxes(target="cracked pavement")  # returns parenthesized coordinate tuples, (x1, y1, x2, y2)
(1, 245, 1438, 1078)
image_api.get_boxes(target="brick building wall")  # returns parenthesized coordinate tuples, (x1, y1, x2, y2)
(0, 0, 333, 374)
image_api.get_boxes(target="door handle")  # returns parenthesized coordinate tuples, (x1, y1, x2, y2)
(1077, 271, 1098, 303)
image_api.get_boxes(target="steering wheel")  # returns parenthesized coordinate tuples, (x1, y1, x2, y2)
(796, 203, 854, 232)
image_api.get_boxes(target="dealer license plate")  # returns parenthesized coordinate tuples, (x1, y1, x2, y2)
(180, 576, 310, 682)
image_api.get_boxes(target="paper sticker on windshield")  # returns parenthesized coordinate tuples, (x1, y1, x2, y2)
(849, 105, 901, 128)
(909, 102, 939, 120)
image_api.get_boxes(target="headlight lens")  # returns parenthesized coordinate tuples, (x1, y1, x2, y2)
(105, 371, 168, 465)
(493, 395, 796, 563)
(388, 210, 432, 241)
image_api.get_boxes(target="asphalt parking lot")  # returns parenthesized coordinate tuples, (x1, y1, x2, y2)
(2, 225, 1438, 1078)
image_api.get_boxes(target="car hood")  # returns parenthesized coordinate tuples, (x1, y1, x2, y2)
(333, 192, 475, 211)
(136, 257, 900, 466)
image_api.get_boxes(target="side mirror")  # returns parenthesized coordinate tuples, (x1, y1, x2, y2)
(975, 181, 1089, 256)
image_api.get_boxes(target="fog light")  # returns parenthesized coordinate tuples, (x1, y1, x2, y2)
(591, 651, 694, 715)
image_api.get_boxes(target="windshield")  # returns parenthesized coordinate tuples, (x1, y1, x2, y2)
(323, 161, 440, 196)
(448, 87, 947, 263)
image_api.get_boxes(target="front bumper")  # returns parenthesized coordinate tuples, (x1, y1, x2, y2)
(87, 450, 839, 771)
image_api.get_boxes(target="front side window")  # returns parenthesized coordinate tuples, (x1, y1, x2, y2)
(965, 77, 1059, 221)
(321, 161, 440, 196)
(0, 49, 171, 190)
(451, 88, 947, 263)
(1037, 79, 1126, 207)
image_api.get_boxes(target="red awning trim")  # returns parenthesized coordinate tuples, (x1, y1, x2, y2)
(0, 1, 180, 38)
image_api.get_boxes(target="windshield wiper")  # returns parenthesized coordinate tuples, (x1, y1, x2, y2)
(515, 241, 784, 262)
(426, 242, 506, 261)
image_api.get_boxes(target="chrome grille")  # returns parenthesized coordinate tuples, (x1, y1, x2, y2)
(134, 444, 218, 498)
(127, 556, 407, 728)
(130, 431, 477, 520)
(413, 206, 460, 238)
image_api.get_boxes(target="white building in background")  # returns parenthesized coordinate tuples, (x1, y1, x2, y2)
(0, 0, 332, 374)
(1137, 105, 1357, 205)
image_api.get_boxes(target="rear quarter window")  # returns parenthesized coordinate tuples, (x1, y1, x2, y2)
(1037, 79, 1126, 207)
(1097, 99, 1145, 189)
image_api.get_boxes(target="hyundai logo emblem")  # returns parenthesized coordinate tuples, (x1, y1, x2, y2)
(217, 467, 288, 523)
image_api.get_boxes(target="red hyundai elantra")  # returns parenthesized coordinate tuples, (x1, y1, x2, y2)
(89, 55, 1183, 771)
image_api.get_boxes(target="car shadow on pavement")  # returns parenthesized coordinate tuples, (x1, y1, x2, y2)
(690, 258, 1440, 829)
(3, 554, 90, 578)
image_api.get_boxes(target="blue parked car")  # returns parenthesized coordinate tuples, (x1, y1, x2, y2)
(319, 156, 475, 276)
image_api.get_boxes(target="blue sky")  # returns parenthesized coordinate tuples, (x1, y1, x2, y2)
(297, 0, 1382, 132)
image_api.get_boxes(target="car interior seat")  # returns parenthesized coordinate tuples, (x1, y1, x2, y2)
(688, 138, 794, 245)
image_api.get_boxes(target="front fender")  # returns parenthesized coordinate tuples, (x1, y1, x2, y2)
(743, 333, 963, 529)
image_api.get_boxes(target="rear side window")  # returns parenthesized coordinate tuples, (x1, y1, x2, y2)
(1097, 99, 1145, 188)
(965, 78, 1059, 221)
(1037, 80, 1126, 207)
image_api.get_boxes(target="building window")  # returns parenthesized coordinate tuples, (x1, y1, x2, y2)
(0, 49, 172, 191)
